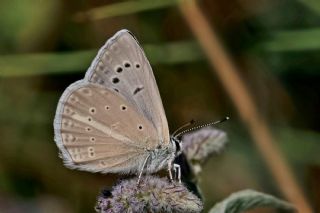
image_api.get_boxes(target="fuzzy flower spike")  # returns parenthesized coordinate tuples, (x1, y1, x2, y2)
(95, 175, 203, 213)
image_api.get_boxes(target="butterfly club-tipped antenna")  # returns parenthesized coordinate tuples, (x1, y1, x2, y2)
(171, 119, 195, 138)
(174, 116, 230, 139)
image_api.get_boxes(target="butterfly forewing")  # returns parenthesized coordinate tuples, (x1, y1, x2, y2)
(84, 30, 170, 145)
(54, 81, 158, 173)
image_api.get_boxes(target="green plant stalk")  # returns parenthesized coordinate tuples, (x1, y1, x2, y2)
(76, 0, 179, 20)
(0, 41, 202, 77)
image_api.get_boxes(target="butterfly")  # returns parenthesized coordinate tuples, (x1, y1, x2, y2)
(53, 29, 184, 183)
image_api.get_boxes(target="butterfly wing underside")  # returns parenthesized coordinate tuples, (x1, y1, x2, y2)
(54, 82, 159, 174)
(84, 30, 170, 145)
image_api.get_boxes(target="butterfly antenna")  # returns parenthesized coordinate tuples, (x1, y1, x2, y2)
(174, 116, 230, 138)
(172, 119, 195, 137)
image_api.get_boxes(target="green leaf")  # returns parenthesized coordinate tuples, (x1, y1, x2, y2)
(209, 190, 295, 213)
(297, 0, 320, 15)
(0, 41, 203, 77)
(256, 28, 320, 52)
(275, 127, 320, 165)
(0, 50, 94, 77)
(75, 0, 179, 21)
(0, 0, 61, 52)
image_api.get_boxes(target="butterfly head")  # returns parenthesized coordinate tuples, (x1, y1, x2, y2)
(170, 136, 183, 156)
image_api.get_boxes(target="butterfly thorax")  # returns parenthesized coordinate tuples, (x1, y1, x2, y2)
(144, 137, 181, 173)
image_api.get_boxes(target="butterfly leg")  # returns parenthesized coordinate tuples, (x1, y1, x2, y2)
(173, 166, 177, 179)
(137, 154, 150, 186)
(168, 162, 173, 182)
(173, 163, 181, 183)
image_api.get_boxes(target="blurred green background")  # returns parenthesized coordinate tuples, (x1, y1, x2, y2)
(0, 0, 319, 212)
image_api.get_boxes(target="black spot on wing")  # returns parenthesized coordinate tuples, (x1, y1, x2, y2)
(133, 86, 144, 95)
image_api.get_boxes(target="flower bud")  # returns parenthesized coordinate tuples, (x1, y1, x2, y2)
(95, 175, 203, 213)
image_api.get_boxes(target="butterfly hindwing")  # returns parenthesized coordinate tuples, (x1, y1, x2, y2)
(54, 81, 157, 173)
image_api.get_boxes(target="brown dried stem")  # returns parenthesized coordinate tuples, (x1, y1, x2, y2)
(178, 0, 313, 212)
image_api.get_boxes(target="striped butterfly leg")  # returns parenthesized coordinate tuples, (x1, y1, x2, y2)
(167, 161, 174, 182)
(168, 162, 182, 184)
(136, 154, 151, 186)
(173, 163, 181, 184)
(167, 157, 182, 183)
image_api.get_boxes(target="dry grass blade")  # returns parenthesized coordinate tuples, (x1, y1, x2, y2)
(178, 0, 313, 212)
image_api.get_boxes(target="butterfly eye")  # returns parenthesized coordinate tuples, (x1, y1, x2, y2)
(138, 125, 143, 131)
(88, 147, 95, 157)
(105, 105, 110, 110)
(86, 127, 91, 132)
(135, 63, 140, 68)
(116, 67, 123, 73)
(120, 105, 127, 111)
(87, 117, 92, 122)
(112, 77, 120, 84)
(124, 62, 131, 68)
(90, 137, 96, 142)
(89, 107, 96, 114)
